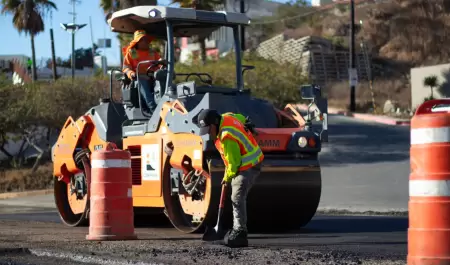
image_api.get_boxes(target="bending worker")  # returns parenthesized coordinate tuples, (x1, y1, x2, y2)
(194, 109, 264, 248)
(122, 29, 161, 115)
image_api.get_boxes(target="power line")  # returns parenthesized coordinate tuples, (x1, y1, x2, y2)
(250, 9, 322, 25)
(250, 0, 389, 25)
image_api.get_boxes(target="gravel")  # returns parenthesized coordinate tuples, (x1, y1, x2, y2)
(0, 220, 406, 265)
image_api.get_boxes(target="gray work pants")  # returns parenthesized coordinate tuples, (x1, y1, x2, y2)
(230, 163, 261, 232)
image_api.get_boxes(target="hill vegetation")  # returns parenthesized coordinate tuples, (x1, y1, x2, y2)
(251, 0, 450, 68)
(248, 0, 450, 111)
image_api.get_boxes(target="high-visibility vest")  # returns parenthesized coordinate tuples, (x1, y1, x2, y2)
(214, 114, 264, 172)
(126, 48, 160, 72)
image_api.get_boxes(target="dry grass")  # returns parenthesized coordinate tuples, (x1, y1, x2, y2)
(0, 163, 53, 193)
(324, 78, 411, 114)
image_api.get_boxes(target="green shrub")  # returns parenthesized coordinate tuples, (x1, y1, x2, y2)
(175, 55, 309, 108)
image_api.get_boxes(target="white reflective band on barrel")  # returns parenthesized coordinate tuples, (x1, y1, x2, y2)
(410, 126, 450, 145)
(91, 159, 131, 169)
(410, 180, 450, 197)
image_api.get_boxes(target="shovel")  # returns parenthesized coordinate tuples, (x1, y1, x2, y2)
(202, 184, 228, 241)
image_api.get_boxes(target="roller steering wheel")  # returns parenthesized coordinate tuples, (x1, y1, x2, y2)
(146, 59, 168, 77)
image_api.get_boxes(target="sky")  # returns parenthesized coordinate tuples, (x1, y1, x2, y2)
(0, 0, 305, 67)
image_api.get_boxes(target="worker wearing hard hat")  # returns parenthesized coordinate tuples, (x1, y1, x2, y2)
(194, 109, 264, 248)
(122, 29, 161, 115)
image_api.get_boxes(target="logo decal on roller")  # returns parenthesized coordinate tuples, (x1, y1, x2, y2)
(258, 139, 281, 147)
(141, 144, 160, 181)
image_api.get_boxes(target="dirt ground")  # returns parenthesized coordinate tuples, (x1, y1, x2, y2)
(325, 79, 412, 115)
(0, 163, 53, 193)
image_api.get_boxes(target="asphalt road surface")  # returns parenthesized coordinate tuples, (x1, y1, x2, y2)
(0, 113, 410, 264)
(0, 207, 407, 265)
(318, 114, 410, 213)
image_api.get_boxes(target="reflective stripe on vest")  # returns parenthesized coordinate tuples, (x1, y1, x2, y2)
(215, 115, 264, 171)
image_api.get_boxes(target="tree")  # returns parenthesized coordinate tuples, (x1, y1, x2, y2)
(1, 0, 57, 82)
(169, 0, 223, 64)
(423, 75, 439, 99)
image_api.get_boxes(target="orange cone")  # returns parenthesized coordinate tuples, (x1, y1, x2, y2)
(408, 99, 450, 264)
(86, 143, 137, 241)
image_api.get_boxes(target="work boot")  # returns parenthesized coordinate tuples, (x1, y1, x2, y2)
(223, 228, 248, 248)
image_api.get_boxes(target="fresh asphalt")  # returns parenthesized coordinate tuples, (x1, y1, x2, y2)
(0, 113, 410, 261)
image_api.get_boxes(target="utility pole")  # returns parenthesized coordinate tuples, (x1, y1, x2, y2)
(349, 0, 356, 112)
(240, 0, 245, 51)
(50, 29, 57, 81)
(89, 16, 96, 74)
(70, 0, 76, 80)
(49, 11, 57, 81)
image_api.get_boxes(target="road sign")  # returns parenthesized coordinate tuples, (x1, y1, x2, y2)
(349, 68, 358, 86)
(97, 38, 112, 48)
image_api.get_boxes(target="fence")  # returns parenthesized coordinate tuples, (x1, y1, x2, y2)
(255, 33, 372, 86)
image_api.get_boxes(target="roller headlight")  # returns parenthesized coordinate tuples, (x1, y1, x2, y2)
(298, 136, 307, 148)
(149, 10, 157, 17)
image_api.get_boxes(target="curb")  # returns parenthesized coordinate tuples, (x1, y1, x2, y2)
(0, 189, 53, 200)
(296, 104, 411, 126)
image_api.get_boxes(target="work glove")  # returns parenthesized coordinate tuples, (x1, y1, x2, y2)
(221, 174, 233, 186)
(244, 116, 257, 136)
(164, 141, 174, 156)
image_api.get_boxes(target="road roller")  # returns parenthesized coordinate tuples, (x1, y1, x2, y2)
(51, 5, 329, 233)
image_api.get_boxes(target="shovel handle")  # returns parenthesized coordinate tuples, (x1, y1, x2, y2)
(219, 184, 227, 209)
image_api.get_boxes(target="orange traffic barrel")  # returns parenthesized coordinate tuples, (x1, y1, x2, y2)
(86, 143, 137, 241)
(408, 99, 450, 264)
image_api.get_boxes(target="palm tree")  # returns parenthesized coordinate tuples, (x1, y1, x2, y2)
(1, 0, 57, 82)
(423, 75, 439, 99)
(169, 0, 224, 64)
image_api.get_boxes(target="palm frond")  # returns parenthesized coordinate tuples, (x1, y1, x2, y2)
(4, 0, 51, 35)
(100, 0, 113, 14)
(1, 0, 21, 14)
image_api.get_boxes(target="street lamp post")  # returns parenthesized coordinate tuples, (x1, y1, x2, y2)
(349, 0, 356, 112)
(240, 0, 245, 51)
(60, 23, 87, 80)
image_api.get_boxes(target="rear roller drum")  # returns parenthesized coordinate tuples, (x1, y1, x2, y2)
(54, 149, 91, 227)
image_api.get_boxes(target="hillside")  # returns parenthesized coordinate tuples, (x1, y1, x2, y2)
(247, 0, 450, 111)
(249, 0, 450, 70)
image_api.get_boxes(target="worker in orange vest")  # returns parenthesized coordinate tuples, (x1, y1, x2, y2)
(122, 30, 161, 115)
(194, 109, 264, 248)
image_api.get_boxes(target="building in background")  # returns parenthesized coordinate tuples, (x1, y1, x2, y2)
(311, 0, 334, 6)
